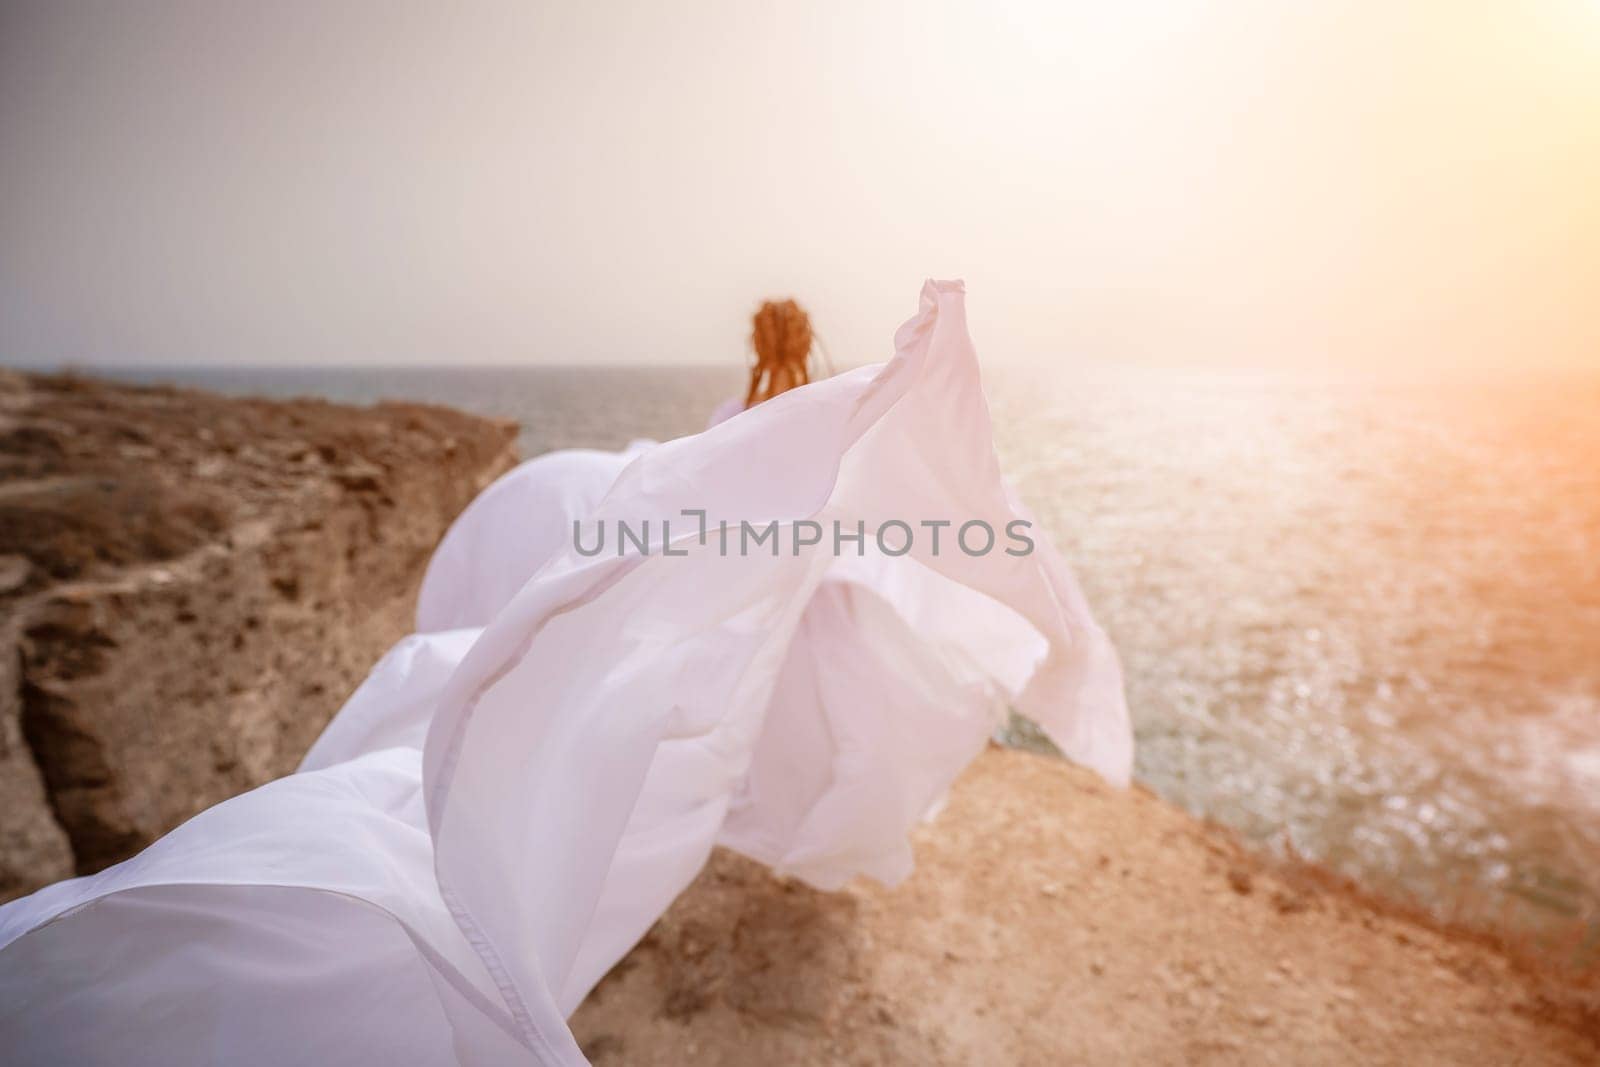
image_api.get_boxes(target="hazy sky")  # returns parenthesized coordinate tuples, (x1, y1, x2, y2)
(2, 1, 1597, 372)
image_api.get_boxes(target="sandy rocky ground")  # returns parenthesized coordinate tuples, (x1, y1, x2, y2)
(1, 369, 1594, 1063)
(573, 748, 1599, 1065)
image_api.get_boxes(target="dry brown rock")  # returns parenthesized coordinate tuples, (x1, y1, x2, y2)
(0, 371, 516, 898)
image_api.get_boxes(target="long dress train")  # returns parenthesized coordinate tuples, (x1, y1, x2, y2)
(0, 280, 1131, 1065)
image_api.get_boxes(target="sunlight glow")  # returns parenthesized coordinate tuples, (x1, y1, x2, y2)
(0, 1, 1595, 374)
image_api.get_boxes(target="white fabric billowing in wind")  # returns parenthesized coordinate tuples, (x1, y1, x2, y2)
(0, 280, 1130, 1065)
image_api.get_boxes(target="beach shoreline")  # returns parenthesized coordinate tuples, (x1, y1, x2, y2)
(1, 370, 1592, 1061)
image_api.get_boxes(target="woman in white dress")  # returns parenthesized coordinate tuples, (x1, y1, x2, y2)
(0, 280, 1130, 1065)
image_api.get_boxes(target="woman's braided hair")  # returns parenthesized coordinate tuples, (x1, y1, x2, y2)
(745, 299, 813, 407)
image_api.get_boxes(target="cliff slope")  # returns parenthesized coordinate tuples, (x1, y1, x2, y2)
(0, 369, 517, 899)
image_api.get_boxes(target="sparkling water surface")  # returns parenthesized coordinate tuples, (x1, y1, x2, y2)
(106, 362, 1600, 945)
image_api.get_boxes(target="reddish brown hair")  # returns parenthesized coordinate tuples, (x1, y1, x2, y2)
(745, 299, 812, 407)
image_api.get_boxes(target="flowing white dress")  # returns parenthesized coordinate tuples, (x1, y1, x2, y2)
(0, 280, 1130, 1065)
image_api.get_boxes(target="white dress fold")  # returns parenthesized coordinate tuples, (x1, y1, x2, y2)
(0, 280, 1130, 1065)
